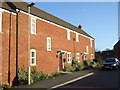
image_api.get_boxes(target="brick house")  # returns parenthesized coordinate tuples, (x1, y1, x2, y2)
(0, 1, 95, 85)
(114, 40, 120, 60)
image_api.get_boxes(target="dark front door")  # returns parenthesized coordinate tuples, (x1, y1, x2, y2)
(59, 53, 63, 71)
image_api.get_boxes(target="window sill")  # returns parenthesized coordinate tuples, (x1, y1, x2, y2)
(47, 50, 52, 52)
(30, 64, 37, 66)
(30, 33, 37, 35)
(68, 61, 71, 64)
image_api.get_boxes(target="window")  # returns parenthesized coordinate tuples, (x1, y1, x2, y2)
(0, 12, 2, 32)
(90, 39, 92, 47)
(31, 17, 36, 34)
(76, 53, 80, 62)
(86, 46, 89, 53)
(47, 37, 52, 51)
(67, 30, 70, 40)
(91, 54, 94, 60)
(67, 52, 72, 63)
(30, 49, 36, 66)
(76, 33, 79, 42)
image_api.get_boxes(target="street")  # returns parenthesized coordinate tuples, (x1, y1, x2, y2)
(59, 68, 120, 89)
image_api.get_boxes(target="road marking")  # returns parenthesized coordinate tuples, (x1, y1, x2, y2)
(50, 72, 94, 89)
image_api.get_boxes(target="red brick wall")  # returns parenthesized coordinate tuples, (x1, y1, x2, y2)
(1, 11, 95, 85)
(2, 12, 16, 85)
(0, 33, 2, 85)
(114, 41, 120, 60)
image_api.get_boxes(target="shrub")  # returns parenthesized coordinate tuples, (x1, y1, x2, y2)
(64, 65, 75, 72)
(2, 83, 10, 89)
(64, 60, 88, 72)
(18, 67, 28, 85)
(51, 73, 61, 77)
(93, 58, 104, 66)
(18, 67, 62, 85)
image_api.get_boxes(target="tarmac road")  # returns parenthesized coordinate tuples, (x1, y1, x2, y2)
(59, 68, 120, 90)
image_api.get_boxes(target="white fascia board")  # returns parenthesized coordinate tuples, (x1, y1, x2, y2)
(0, 8, 16, 15)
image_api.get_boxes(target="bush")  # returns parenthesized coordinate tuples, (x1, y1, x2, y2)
(51, 73, 61, 77)
(64, 60, 88, 72)
(18, 67, 62, 85)
(64, 65, 76, 72)
(93, 58, 104, 66)
(2, 83, 10, 89)
(18, 67, 28, 85)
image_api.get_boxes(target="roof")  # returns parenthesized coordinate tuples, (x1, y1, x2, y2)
(114, 40, 120, 47)
(1, 0, 94, 39)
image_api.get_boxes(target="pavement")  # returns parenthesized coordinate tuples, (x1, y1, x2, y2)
(15, 68, 94, 89)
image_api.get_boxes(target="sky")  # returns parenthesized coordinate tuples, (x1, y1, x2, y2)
(23, 1, 118, 51)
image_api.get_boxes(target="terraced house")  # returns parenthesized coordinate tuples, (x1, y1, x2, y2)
(0, 0, 95, 85)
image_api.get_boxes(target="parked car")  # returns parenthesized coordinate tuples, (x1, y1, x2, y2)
(101, 58, 120, 70)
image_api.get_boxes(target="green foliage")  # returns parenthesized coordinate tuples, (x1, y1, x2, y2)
(18, 67, 61, 85)
(93, 58, 104, 66)
(64, 65, 76, 72)
(18, 67, 28, 85)
(51, 73, 61, 77)
(64, 60, 88, 72)
(2, 83, 10, 89)
(64, 59, 103, 72)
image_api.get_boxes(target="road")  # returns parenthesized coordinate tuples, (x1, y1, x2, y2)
(59, 68, 120, 89)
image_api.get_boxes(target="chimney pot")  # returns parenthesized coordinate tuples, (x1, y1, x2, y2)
(78, 25, 82, 29)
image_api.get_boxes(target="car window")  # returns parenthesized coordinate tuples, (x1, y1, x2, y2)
(105, 58, 115, 62)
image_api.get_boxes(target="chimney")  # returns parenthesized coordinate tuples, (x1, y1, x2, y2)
(78, 25, 82, 29)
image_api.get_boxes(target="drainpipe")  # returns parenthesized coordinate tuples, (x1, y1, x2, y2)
(27, 3, 35, 85)
(15, 9, 19, 86)
(8, 12, 12, 85)
(73, 38, 76, 59)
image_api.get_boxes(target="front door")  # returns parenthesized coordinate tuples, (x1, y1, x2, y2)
(59, 53, 63, 71)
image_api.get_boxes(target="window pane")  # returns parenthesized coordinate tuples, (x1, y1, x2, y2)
(31, 58, 35, 64)
(47, 37, 51, 51)
(32, 52, 35, 57)
(31, 18, 36, 34)
(32, 19, 35, 23)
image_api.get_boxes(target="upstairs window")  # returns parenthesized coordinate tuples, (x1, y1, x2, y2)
(76, 33, 79, 42)
(0, 12, 2, 32)
(30, 49, 36, 66)
(90, 39, 93, 47)
(47, 37, 52, 51)
(31, 17, 36, 34)
(76, 53, 80, 62)
(67, 30, 70, 40)
(86, 46, 89, 53)
(67, 52, 72, 63)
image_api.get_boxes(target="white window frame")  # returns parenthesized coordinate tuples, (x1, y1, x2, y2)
(31, 17, 36, 34)
(86, 46, 89, 53)
(76, 33, 79, 42)
(67, 30, 70, 40)
(67, 52, 72, 63)
(76, 53, 80, 62)
(47, 37, 52, 51)
(0, 12, 2, 33)
(90, 39, 92, 47)
(30, 49, 36, 66)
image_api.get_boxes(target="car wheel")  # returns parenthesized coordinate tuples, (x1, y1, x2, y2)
(115, 66, 118, 70)
(110, 67, 113, 70)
